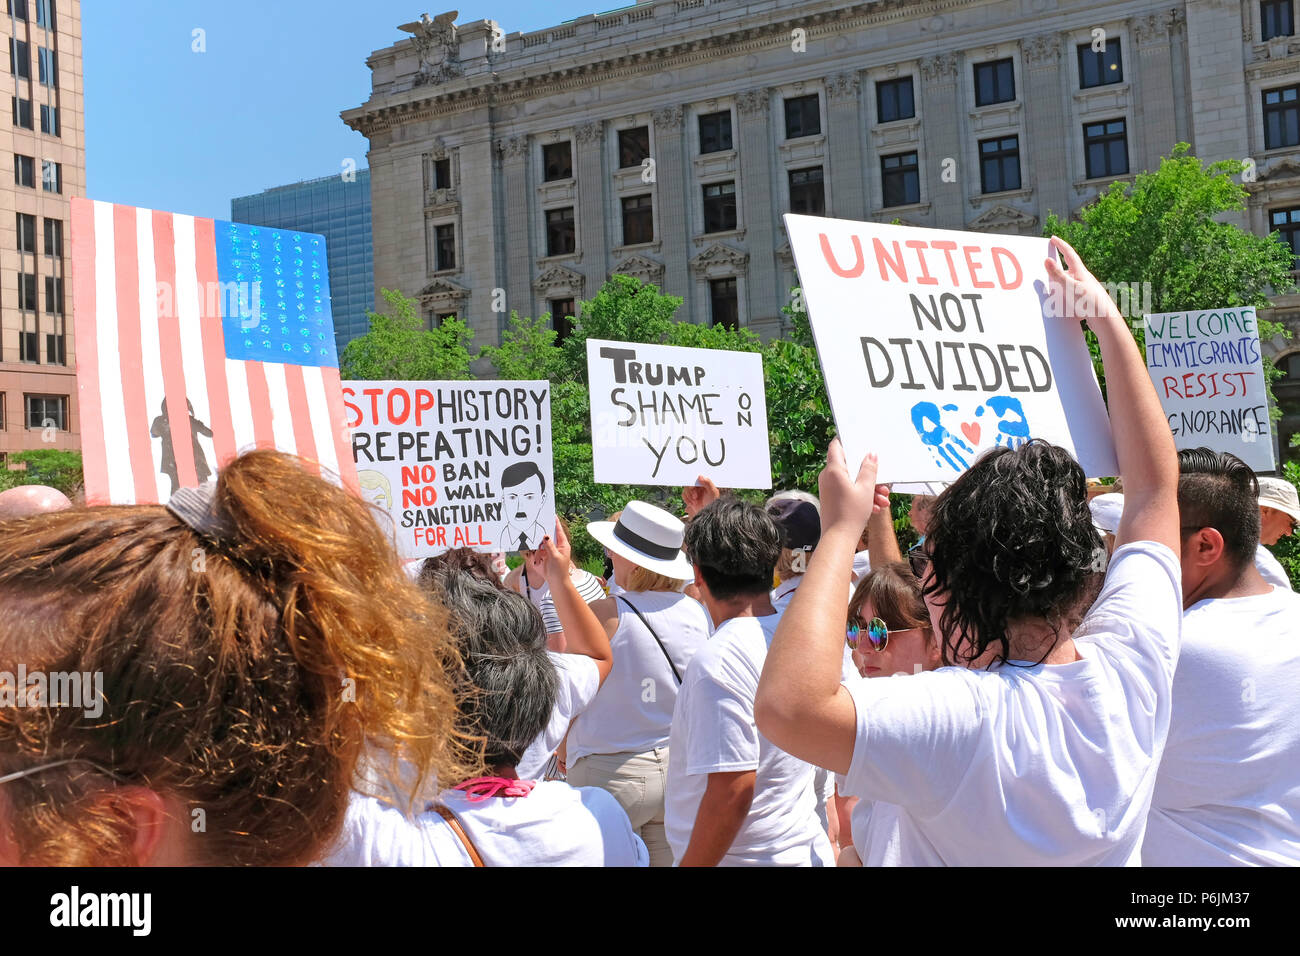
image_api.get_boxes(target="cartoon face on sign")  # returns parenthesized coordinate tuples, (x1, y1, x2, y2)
(910, 396, 1032, 472)
(498, 460, 549, 552)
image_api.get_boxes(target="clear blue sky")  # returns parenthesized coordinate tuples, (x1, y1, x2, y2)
(83, 1, 599, 221)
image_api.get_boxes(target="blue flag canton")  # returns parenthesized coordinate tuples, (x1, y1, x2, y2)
(214, 220, 339, 367)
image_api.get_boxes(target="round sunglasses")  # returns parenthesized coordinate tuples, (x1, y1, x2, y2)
(846, 617, 929, 652)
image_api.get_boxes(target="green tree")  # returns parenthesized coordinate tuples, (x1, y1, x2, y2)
(0, 450, 83, 497)
(1267, 459, 1300, 590)
(1044, 143, 1296, 405)
(559, 274, 684, 384)
(339, 288, 474, 381)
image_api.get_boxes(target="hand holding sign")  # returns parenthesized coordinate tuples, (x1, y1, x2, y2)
(1043, 235, 1123, 326)
(683, 475, 722, 518)
(539, 522, 573, 586)
(818, 439, 890, 538)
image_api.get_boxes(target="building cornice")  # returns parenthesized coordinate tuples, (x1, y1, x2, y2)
(342, 1, 977, 136)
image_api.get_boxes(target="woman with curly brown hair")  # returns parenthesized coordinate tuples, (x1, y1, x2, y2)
(0, 450, 478, 866)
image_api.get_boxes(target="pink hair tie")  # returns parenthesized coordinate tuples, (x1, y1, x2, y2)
(452, 776, 536, 802)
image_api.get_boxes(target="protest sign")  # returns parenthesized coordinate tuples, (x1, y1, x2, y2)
(586, 339, 772, 488)
(71, 198, 356, 504)
(783, 214, 1118, 484)
(342, 380, 555, 558)
(1144, 307, 1274, 471)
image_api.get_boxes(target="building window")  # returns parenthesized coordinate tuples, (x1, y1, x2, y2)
(1264, 85, 1300, 149)
(546, 207, 576, 256)
(433, 157, 451, 190)
(784, 93, 821, 139)
(39, 103, 59, 136)
(1271, 206, 1300, 267)
(710, 278, 739, 330)
(876, 77, 915, 123)
(46, 333, 64, 365)
(702, 181, 737, 233)
(699, 110, 733, 154)
(1083, 119, 1129, 178)
(550, 297, 575, 343)
(25, 394, 67, 431)
(37, 46, 55, 87)
(44, 275, 63, 314)
(1078, 39, 1123, 88)
(542, 142, 572, 182)
(434, 223, 456, 271)
(979, 135, 1022, 193)
(12, 96, 33, 129)
(9, 38, 29, 79)
(788, 166, 826, 215)
(621, 194, 654, 245)
(881, 152, 920, 207)
(41, 160, 61, 193)
(974, 58, 1016, 107)
(43, 217, 61, 256)
(17, 272, 37, 311)
(432, 311, 457, 327)
(14, 154, 34, 188)
(35, 0, 51, 28)
(20, 332, 39, 363)
(8, 0, 30, 20)
(618, 126, 650, 169)
(16, 213, 36, 254)
(1262, 0, 1295, 40)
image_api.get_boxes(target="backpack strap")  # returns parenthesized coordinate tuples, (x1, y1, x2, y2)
(433, 804, 485, 867)
(617, 595, 683, 685)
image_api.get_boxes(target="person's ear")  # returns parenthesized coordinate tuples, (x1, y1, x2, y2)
(692, 565, 706, 593)
(1188, 527, 1226, 568)
(91, 787, 173, 865)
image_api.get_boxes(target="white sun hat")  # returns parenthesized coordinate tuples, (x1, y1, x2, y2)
(1089, 492, 1124, 535)
(586, 500, 695, 581)
(1257, 476, 1300, 526)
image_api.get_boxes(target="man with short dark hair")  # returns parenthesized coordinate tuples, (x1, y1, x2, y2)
(1143, 448, 1300, 865)
(664, 499, 833, 866)
(497, 460, 548, 552)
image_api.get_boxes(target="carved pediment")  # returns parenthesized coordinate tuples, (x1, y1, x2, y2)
(533, 263, 585, 295)
(1247, 156, 1300, 191)
(967, 204, 1038, 232)
(418, 276, 470, 307)
(776, 241, 794, 265)
(611, 253, 664, 285)
(690, 242, 749, 276)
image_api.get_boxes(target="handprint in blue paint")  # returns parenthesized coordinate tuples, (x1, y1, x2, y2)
(985, 395, 1031, 449)
(911, 401, 973, 472)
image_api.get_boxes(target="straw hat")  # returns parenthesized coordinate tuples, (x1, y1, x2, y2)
(586, 500, 695, 581)
(1257, 476, 1300, 526)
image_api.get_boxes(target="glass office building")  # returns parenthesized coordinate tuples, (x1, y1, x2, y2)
(232, 170, 374, 350)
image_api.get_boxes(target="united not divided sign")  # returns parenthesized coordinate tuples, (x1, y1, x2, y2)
(71, 198, 357, 504)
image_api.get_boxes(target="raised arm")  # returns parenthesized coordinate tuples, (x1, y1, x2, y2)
(540, 524, 614, 685)
(682, 475, 721, 519)
(867, 489, 902, 568)
(1045, 237, 1179, 554)
(755, 441, 889, 775)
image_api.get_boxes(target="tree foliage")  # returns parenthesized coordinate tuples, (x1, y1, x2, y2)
(339, 287, 475, 381)
(0, 450, 84, 497)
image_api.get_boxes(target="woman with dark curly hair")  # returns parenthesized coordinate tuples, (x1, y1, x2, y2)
(757, 236, 1183, 866)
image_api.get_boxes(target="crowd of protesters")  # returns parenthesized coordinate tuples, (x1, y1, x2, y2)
(1, 236, 1298, 867)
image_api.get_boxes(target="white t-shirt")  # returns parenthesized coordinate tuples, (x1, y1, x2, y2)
(840, 541, 1183, 866)
(665, 613, 834, 866)
(567, 590, 710, 762)
(852, 551, 872, 583)
(321, 793, 471, 867)
(1255, 543, 1293, 592)
(438, 781, 649, 866)
(850, 799, 906, 867)
(518, 567, 606, 634)
(1143, 585, 1300, 865)
(516, 651, 601, 780)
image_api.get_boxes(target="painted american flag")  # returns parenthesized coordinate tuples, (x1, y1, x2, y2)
(71, 198, 358, 505)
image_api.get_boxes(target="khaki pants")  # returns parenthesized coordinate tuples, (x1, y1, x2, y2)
(568, 747, 672, 867)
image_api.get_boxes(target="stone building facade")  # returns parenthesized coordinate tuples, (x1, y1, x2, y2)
(1, 0, 82, 462)
(344, 0, 1300, 458)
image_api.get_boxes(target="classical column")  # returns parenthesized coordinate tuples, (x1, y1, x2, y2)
(574, 120, 609, 298)
(919, 53, 964, 228)
(458, 134, 501, 343)
(735, 87, 776, 328)
(826, 71, 867, 221)
(1022, 33, 1069, 224)
(652, 104, 690, 304)
(1133, 12, 1180, 171)
(498, 135, 533, 326)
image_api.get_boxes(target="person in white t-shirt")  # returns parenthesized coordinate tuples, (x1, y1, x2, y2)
(1142, 449, 1300, 865)
(430, 569, 646, 866)
(666, 498, 833, 866)
(755, 236, 1184, 866)
(1255, 475, 1298, 592)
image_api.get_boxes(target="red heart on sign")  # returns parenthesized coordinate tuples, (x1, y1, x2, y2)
(961, 422, 981, 445)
